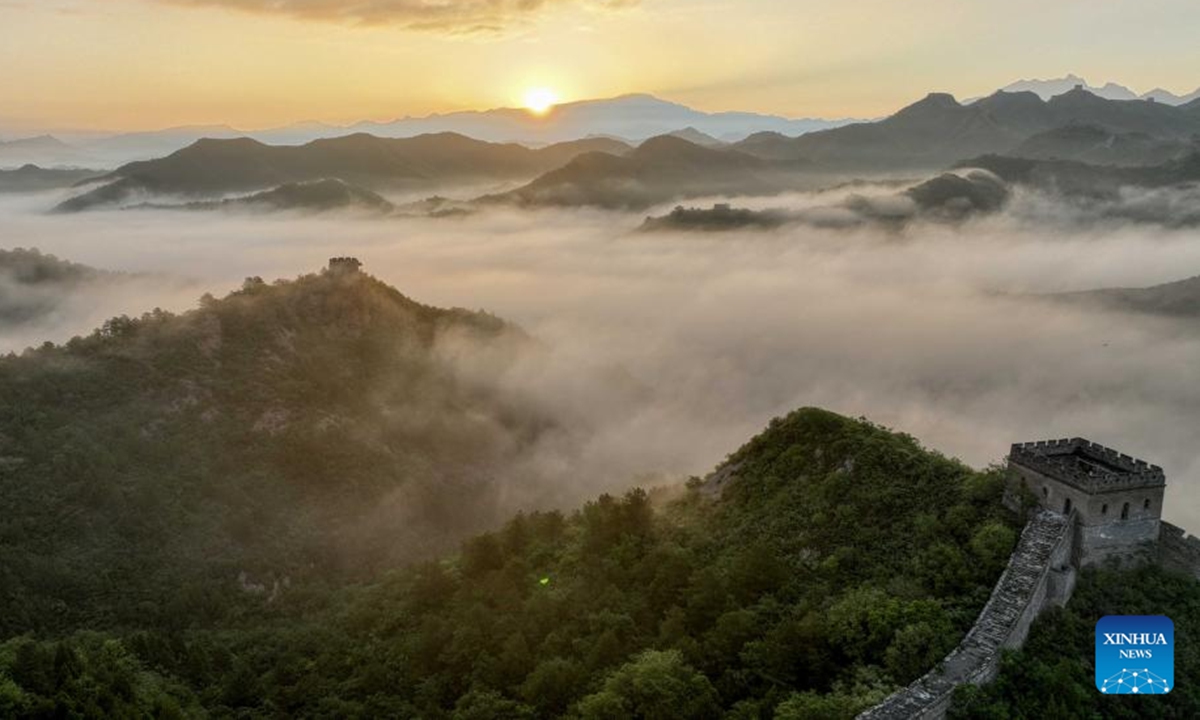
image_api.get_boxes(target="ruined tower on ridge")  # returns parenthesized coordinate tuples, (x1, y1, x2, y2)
(1006, 438, 1165, 567)
(327, 257, 363, 275)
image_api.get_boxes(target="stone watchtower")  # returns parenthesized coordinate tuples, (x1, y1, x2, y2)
(328, 257, 362, 275)
(1006, 438, 1166, 568)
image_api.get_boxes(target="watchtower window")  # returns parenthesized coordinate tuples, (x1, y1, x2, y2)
(1063, 498, 1072, 514)
(1042, 487, 1049, 498)
(1121, 503, 1130, 520)
(1101, 504, 1108, 515)
(1144, 499, 1151, 510)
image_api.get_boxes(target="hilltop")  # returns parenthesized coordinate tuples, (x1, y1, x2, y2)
(0, 261, 551, 637)
(490, 135, 788, 209)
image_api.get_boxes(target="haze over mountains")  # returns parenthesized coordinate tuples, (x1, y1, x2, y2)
(994, 74, 1200, 105)
(52, 134, 631, 212)
(731, 87, 1200, 172)
(1, 94, 858, 170)
(8, 76, 1197, 173)
(30, 83, 1200, 215)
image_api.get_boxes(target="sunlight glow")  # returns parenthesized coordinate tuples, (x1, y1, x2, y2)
(523, 87, 559, 115)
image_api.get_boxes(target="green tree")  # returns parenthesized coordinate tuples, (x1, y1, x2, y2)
(573, 649, 720, 720)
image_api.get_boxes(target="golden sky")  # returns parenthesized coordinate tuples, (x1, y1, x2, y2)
(2, 0, 1199, 132)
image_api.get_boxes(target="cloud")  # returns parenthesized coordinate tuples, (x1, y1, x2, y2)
(4, 180, 1200, 538)
(153, 0, 640, 33)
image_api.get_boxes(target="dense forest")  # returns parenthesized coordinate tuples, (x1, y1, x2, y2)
(1, 320, 1022, 720)
(0, 268, 542, 639)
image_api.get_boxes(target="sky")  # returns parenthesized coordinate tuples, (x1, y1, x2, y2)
(2, 0, 1200, 132)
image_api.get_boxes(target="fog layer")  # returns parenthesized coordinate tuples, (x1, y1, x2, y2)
(3, 188, 1199, 528)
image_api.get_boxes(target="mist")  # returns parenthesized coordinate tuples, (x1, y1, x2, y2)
(3, 185, 1200, 530)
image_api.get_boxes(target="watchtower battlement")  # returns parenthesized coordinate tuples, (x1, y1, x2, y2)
(1007, 437, 1165, 568)
(328, 257, 362, 275)
(1009, 439, 1165, 493)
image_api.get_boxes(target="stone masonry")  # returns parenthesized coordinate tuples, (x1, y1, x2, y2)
(858, 437, 1190, 719)
(857, 511, 1074, 720)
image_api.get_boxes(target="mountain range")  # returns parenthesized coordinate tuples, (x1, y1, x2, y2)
(7, 82, 1200, 173)
(994, 74, 1200, 105)
(730, 87, 1200, 172)
(486, 88, 1200, 210)
(44, 86, 1200, 214)
(6, 95, 858, 169)
(54, 133, 630, 211)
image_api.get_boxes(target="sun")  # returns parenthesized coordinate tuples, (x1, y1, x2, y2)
(523, 87, 559, 116)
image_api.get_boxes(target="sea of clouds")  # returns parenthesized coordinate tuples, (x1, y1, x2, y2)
(3, 185, 1200, 528)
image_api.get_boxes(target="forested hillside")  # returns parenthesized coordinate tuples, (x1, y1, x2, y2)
(0, 267, 543, 639)
(1, 401, 1020, 717)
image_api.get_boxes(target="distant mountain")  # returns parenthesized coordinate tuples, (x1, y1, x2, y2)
(0, 135, 92, 169)
(995, 75, 1140, 102)
(0, 164, 104, 192)
(961, 153, 1200, 228)
(733, 88, 1200, 172)
(51, 95, 853, 168)
(640, 203, 789, 232)
(0, 248, 111, 328)
(286, 94, 851, 147)
(54, 133, 631, 211)
(1049, 274, 1200, 317)
(962, 152, 1200, 197)
(993, 75, 1200, 105)
(1143, 87, 1200, 105)
(0, 248, 179, 338)
(666, 127, 726, 147)
(638, 169, 1011, 232)
(76, 124, 245, 167)
(489, 135, 783, 209)
(1009, 124, 1197, 167)
(145, 179, 396, 214)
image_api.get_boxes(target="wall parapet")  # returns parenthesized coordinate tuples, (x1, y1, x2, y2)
(1159, 521, 1200, 581)
(857, 510, 1074, 720)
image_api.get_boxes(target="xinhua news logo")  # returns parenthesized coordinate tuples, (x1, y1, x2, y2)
(1095, 615, 1174, 695)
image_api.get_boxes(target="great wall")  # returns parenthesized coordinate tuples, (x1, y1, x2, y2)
(858, 437, 1200, 719)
